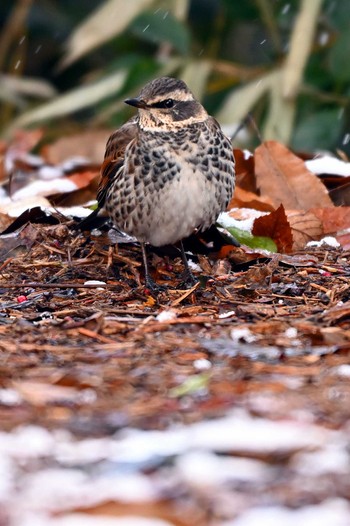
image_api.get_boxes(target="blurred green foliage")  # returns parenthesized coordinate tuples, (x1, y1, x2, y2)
(1, 0, 350, 154)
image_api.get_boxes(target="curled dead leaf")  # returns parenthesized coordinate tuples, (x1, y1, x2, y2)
(255, 141, 333, 210)
(252, 204, 293, 253)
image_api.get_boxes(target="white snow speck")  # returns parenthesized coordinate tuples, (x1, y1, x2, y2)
(156, 310, 177, 322)
(342, 133, 350, 145)
(218, 310, 236, 319)
(193, 358, 212, 370)
(285, 327, 298, 338)
(318, 31, 330, 46)
(84, 280, 106, 287)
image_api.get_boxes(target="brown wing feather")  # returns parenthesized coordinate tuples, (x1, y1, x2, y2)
(97, 117, 137, 207)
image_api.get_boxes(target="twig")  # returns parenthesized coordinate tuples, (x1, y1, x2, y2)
(0, 281, 113, 289)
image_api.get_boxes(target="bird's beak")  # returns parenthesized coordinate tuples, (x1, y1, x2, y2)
(124, 97, 148, 109)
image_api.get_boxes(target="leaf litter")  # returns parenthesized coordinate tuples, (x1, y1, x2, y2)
(0, 133, 350, 524)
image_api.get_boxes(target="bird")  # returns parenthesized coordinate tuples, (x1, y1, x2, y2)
(92, 76, 235, 290)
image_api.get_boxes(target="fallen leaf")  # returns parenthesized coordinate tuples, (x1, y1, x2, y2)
(337, 231, 350, 249)
(287, 209, 324, 250)
(255, 141, 333, 209)
(229, 186, 275, 212)
(233, 148, 256, 192)
(12, 381, 80, 406)
(310, 207, 350, 234)
(42, 129, 111, 164)
(252, 204, 293, 253)
(328, 180, 350, 206)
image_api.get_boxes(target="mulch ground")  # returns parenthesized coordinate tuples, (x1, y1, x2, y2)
(1, 221, 350, 436)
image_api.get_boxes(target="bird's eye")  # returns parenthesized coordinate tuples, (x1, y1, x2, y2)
(150, 99, 175, 109)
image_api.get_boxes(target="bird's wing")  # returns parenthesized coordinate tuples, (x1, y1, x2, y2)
(97, 117, 138, 208)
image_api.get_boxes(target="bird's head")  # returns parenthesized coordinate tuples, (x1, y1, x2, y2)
(124, 77, 207, 131)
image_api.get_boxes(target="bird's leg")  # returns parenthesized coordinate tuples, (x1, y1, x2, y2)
(141, 242, 165, 292)
(179, 241, 197, 286)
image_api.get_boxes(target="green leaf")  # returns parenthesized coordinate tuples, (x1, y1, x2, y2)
(169, 373, 210, 398)
(130, 10, 190, 54)
(224, 226, 277, 252)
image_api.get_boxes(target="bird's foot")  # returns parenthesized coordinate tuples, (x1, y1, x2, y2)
(144, 277, 167, 295)
(179, 269, 198, 289)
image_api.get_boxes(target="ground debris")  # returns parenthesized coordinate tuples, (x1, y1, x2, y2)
(0, 223, 350, 524)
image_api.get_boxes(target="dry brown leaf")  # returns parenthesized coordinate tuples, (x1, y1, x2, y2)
(230, 186, 275, 212)
(337, 231, 350, 249)
(255, 141, 333, 210)
(310, 207, 350, 234)
(12, 381, 80, 406)
(69, 170, 99, 190)
(252, 204, 293, 253)
(233, 148, 256, 192)
(287, 209, 324, 250)
(42, 130, 111, 164)
(329, 180, 350, 206)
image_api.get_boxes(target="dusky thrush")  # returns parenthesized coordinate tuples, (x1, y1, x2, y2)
(96, 76, 235, 289)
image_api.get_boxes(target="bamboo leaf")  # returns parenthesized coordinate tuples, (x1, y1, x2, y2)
(5, 70, 127, 134)
(60, 0, 156, 69)
(215, 70, 279, 125)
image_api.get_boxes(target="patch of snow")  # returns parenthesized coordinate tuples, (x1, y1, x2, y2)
(38, 166, 63, 180)
(224, 499, 350, 526)
(0, 388, 22, 405)
(218, 210, 266, 233)
(60, 157, 91, 172)
(331, 364, 350, 378)
(293, 444, 350, 476)
(56, 206, 95, 218)
(231, 328, 256, 344)
(306, 156, 350, 177)
(12, 178, 77, 200)
(40, 516, 173, 526)
(177, 451, 269, 488)
(19, 469, 157, 512)
(187, 259, 202, 272)
(307, 237, 340, 248)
